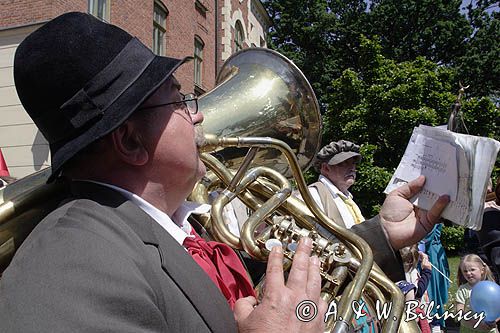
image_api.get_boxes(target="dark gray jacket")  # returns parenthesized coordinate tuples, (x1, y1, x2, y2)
(0, 181, 236, 332)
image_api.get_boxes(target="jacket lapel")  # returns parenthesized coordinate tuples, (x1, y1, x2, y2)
(150, 221, 236, 332)
(68, 181, 236, 332)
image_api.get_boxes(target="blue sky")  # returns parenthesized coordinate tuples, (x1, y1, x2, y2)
(460, 0, 499, 14)
(364, 0, 499, 14)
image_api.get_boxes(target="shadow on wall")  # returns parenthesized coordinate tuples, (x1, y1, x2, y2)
(31, 130, 49, 171)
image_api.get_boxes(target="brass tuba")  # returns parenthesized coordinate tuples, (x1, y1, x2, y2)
(0, 168, 63, 272)
(190, 48, 414, 333)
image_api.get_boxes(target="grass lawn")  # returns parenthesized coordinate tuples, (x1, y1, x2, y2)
(445, 255, 460, 310)
(443, 255, 461, 331)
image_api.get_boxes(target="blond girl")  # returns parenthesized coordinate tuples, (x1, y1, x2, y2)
(456, 254, 498, 333)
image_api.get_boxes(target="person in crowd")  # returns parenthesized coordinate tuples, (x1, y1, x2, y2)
(462, 179, 492, 260)
(0, 12, 449, 332)
(455, 254, 498, 333)
(421, 223, 450, 332)
(478, 178, 500, 282)
(307, 140, 364, 232)
(399, 244, 433, 301)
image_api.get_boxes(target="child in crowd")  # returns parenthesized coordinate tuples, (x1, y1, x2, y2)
(398, 244, 433, 332)
(400, 245, 433, 300)
(456, 254, 498, 333)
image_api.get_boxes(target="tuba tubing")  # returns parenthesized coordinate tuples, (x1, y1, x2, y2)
(198, 135, 407, 333)
(194, 47, 410, 332)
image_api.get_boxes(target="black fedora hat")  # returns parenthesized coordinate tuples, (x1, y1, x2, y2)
(14, 12, 190, 182)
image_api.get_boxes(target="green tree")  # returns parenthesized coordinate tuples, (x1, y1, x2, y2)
(367, 0, 472, 65)
(263, 0, 499, 98)
(455, 1, 500, 97)
(367, 0, 499, 97)
(263, 0, 369, 105)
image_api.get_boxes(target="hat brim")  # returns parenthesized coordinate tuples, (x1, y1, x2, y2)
(48, 55, 191, 182)
(327, 151, 361, 165)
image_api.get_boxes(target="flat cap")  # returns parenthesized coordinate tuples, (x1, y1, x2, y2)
(316, 140, 361, 167)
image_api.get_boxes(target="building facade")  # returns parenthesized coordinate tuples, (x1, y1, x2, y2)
(0, 0, 270, 178)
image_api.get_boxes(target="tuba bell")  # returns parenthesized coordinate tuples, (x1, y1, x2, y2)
(198, 47, 322, 177)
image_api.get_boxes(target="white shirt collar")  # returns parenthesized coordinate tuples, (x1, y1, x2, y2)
(86, 181, 210, 245)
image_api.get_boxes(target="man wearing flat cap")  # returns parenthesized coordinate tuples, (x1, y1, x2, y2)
(309, 140, 364, 231)
(0, 12, 450, 333)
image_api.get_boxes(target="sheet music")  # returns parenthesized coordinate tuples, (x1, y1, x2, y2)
(392, 134, 458, 200)
(385, 125, 500, 229)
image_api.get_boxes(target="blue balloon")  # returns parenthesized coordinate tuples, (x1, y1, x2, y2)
(470, 281, 500, 322)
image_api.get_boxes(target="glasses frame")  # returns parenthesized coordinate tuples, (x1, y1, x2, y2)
(138, 93, 198, 115)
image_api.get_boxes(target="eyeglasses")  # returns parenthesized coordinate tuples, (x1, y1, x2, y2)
(139, 93, 198, 115)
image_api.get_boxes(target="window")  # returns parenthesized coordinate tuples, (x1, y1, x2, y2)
(153, 2, 168, 56)
(234, 20, 244, 52)
(194, 37, 204, 87)
(195, 0, 207, 17)
(88, 0, 110, 22)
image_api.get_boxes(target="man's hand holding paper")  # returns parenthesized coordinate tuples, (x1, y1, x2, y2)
(381, 176, 450, 249)
(385, 125, 500, 229)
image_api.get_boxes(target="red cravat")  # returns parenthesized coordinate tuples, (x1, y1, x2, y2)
(415, 307, 431, 333)
(183, 230, 256, 309)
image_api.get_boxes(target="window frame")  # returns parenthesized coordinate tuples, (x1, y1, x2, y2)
(234, 20, 244, 52)
(194, 36, 204, 88)
(88, 0, 110, 22)
(195, 0, 208, 17)
(153, 1, 168, 56)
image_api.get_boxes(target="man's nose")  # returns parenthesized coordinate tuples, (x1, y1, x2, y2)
(192, 110, 204, 125)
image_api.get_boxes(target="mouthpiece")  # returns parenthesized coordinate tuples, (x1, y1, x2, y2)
(199, 134, 220, 153)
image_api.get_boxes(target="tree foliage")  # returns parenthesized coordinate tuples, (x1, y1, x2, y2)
(264, 0, 369, 105)
(262, 0, 500, 216)
(456, 2, 500, 97)
(263, 0, 499, 98)
(367, 0, 471, 65)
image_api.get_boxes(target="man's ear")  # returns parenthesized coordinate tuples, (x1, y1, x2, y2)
(110, 121, 149, 166)
(320, 162, 329, 174)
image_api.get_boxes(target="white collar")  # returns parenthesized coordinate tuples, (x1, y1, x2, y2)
(86, 181, 210, 245)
